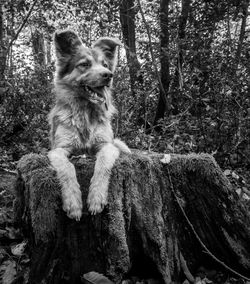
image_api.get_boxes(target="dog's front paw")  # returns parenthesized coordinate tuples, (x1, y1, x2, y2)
(87, 187, 107, 215)
(63, 183, 83, 221)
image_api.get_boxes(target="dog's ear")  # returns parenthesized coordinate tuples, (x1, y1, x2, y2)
(54, 30, 82, 60)
(93, 37, 121, 72)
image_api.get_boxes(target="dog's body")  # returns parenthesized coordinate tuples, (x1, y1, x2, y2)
(48, 30, 130, 220)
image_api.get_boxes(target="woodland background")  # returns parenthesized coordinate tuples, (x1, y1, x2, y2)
(0, 0, 249, 168)
(0, 0, 250, 283)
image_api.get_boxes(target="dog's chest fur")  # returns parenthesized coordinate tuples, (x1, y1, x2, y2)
(71, 98, 109, 140)
(49, 94, 114, 152)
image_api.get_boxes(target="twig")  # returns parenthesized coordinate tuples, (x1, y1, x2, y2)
(166, 168, 250, 281)
(7, 0, 39, 54)
(0, 167, 17, 174)
(242, 187, 250, 198)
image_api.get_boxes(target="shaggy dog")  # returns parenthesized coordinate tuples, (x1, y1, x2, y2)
(48, 30, 130, 220)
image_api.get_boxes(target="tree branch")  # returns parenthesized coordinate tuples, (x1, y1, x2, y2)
(7, 0, 39, 54)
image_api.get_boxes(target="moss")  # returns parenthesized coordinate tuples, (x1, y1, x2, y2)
(29, 167, 61, 242)
(16, 153, 61, 243)
(17, 153, 50, 177)
(222, 228, 250, 268)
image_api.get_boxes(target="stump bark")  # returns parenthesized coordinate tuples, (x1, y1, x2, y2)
(14, 151, 250, 284)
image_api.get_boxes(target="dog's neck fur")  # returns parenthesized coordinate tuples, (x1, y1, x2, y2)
(54, 83, 116, 125)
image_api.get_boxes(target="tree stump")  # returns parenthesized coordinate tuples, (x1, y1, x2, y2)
(14, 151, 250, 284)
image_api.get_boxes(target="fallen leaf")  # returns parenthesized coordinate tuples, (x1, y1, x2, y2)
(204, 278, 212, 283)
(0, 229, 7, 238)
(231, 172, 239, 179)
(236, 188, 241, 195)
(223, 169, 231, 176)
(20, 257, 30, 265)
(11, 240, 27, 256)
(6, 227, 21, 239)
(81, 271, 114, 284)
(0, 248, 6, 262)
(0, 260, 17, 284)
(195, 278, 201, 284)
(160, 154, 171, 164)
(195, 276, 212, 284)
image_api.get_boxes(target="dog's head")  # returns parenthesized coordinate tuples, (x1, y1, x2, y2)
(54, 30, 121, 104)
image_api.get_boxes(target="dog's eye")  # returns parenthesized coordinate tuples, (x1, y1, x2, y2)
(77, 62, 90, 68)
(102, 61, 108, 68)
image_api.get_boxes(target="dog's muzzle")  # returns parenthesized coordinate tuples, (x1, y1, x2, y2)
(80, 84, 108, 105)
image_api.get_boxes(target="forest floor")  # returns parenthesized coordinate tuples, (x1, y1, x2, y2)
(0, 154, 249, 284)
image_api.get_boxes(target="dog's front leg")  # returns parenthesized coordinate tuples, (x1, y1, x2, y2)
(87, 143, 120, 214)
(48, 148, 82, 220)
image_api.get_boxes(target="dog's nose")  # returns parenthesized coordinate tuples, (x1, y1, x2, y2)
(102, 72, 113, 80)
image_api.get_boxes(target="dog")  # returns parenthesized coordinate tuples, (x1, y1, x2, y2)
(48, 30, 130, 221)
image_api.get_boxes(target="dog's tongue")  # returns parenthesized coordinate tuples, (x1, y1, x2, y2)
(92, 86, 108, 101)
(102, 87, 108, 102)
(87, 86, 108, 104)
(93, 86, 105, 98)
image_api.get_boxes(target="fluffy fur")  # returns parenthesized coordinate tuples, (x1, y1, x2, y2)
(48, 30, 130, 220)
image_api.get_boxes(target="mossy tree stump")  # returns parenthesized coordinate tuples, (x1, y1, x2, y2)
(14, 152, 250, 284)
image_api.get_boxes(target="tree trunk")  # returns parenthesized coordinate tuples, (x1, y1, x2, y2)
(46, 39, 52, 65)
(14, 152, 250, 284)
(0, 2, 6, 83)
(234, 0, 249, 70)
(0, 2, 9, 105)
(171, 0, 191, 115)
(119, 0, 142, 92)
(32, 29, 46, 67)
(120, 0, 148, 129)
(153, 0, 170, 130)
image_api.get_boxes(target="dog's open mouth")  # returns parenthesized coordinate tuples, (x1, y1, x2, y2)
(83, 85, 107, 104)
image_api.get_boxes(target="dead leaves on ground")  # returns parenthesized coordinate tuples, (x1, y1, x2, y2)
(223, 169, 250, 201)
(0, 172, 29, 284)
(0, 239, 30, 284)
